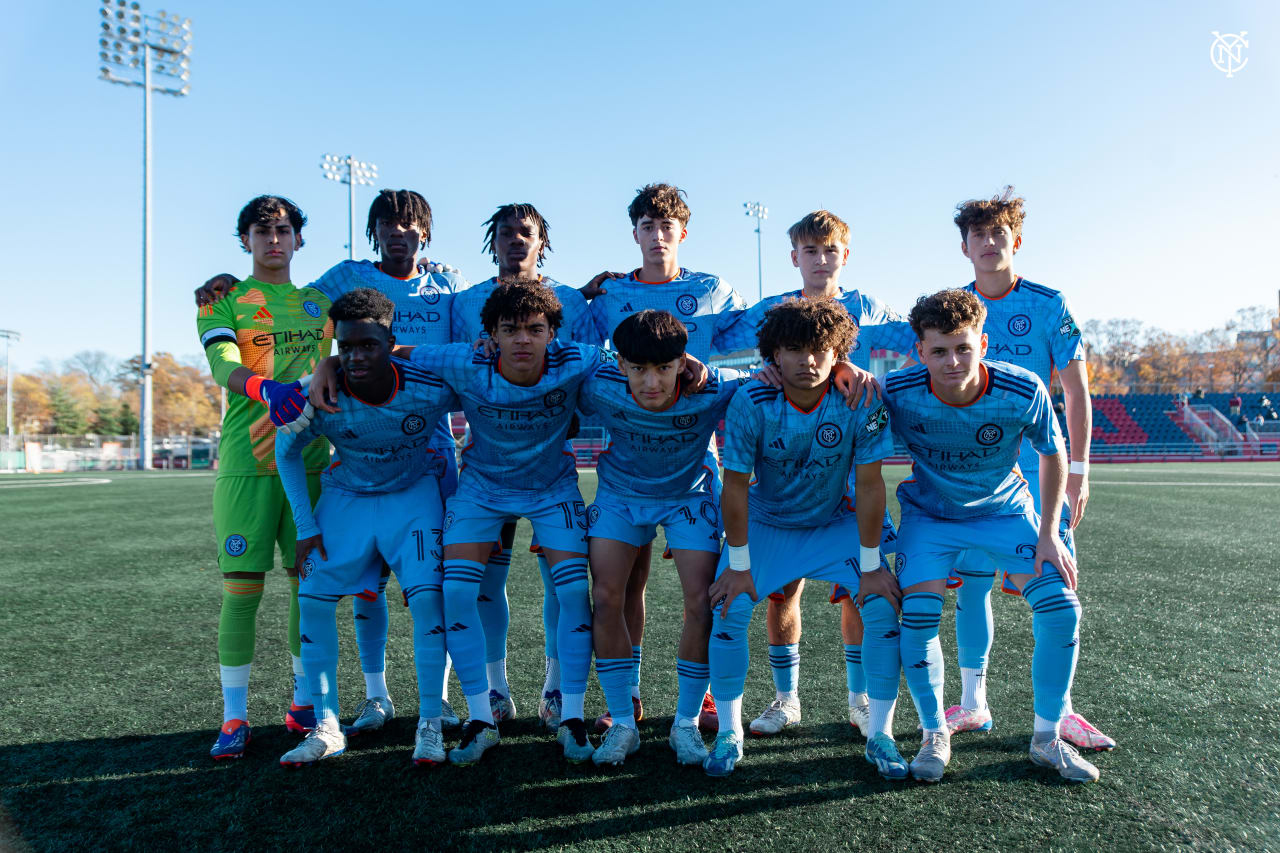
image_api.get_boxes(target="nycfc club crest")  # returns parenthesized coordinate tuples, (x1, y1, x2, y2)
(676, 294, 698, 315)
(587, 504, 601, 526)
(976, 423, 1003, 446)
(1007, 314, 1031, 337)
(544, 389, 567, 407)
(816, 423, 843, 447)
(302, 300, 322, 318)
(300, 558, 315, 580)
(673, 414, 697, 428)
(224, 534, 247, 557)
(402, 414, 426, 435)
(413, 282, 442, 304)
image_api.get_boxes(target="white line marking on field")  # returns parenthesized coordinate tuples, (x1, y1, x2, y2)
(1092, 480, 1280, 487)
(0, 477, 112, 489)
(1095, 467, 1280, 477)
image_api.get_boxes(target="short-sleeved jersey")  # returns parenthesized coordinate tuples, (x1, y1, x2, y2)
(409, 340, 608, 499)
(882, 360, 1063, 520)
(722, 381, 894, 528)
(588, 269, 746, 360)
(717, 288, 916, 369)
(579, 366, 750, 503)
(197, 277, 332, 477)
(451, 275, 597, 346)
(311, 260, 469, 346)
(275, 358, 459, 537)
(963, 277, 1084, 387)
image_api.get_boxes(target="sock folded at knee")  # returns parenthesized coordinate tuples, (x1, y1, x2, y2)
(900, 592, 946, 732)
(298, 592, 342, 724)
(479, 548, 512, 664)
(537, 551, 560, 659)
(1022, 570, 1082, 725)
(675, 658, 710, 724)
(442, 559, 488, 696)
(596, 658, 636, 729)
(218, 579, 264, 667)
(955, 577, 995, 672)
(549, 558, 592, 694)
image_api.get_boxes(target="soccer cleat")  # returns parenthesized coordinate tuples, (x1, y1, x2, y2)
(865, 732, 909, 781)
(537, 690, 562, 731)
(1029, 736, 1100, 782)
(489, 690, 517, 724)
(279, 720, 346, 767)
(345, 696, 394, 736)
(668, 722, 709, 765)
(210, 719, 251, 760)
(412, 720, 445, 767)
(440, 700, 461, 730)
(702, 731, 744, 777)
(698, 691, 719, 734)
(749, 698, 801, 737)
(848, 703, 871, 738)
(593, 696, 644, 733)
(909, 731, 951, 783)
(944, 704, 994, 734)
(1060, 713, 1116, 752)
(448, 720, 500, 766)
(591, 723, 640, 766)
(284, 703, 316, 734)
(557, 718, 596, 763)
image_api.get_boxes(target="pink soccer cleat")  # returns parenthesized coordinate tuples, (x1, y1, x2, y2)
(944, 704, 994, 733)
(1060, 713, 1116, 751)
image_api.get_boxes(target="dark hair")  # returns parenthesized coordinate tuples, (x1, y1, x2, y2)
(483, 203, 552, 268)
(757, 298, 856, 365)
(612, 310, 688, 365)
(329, 287, 395, 335)
(366, 189, 432, 253)
(235, 195, 306, 248)
(954, 185, 1026, 240)
(628, 183, 691, 226)
(480, 278, 563, 335)
(907, 289, 987, 339)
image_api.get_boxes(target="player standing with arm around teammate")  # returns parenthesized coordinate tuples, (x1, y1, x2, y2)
(867, 288, 1098, 783)
(705, 299, 893, 777)
(275, 289, 459, 767)
(944, 188, 1113, 751)
(198, 196, 333, 759)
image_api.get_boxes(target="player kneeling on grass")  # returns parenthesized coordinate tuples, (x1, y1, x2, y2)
(577, 310, 750, 767)
(275, 289, 458, 767)
(868, 288, 1097, 783)
(705, 299, 893, 777)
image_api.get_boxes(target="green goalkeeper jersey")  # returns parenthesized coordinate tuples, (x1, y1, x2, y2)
(196, 277, 333, 477)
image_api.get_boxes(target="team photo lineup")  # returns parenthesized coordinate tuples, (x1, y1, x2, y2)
(195, 180, 1111, 784)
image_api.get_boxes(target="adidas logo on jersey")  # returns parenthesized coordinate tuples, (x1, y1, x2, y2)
(342, 429, 358, 440)
(253, 306, 273, 323)
(911, 423, 928, 434)
(769, 438, 786, 450)
(621, 302, 634, 312)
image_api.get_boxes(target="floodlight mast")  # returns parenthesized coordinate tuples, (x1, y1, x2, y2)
(98, 0, 191, 470)
(0, 330, 19, 443)
(320, 155, 379, 260)
(744, 202, 768, 302)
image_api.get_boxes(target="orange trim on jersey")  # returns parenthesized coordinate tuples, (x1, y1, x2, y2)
(327, 459, 342, 471)
(632, 268, 680, 285)
(496, 355, 550, 381)
(975, 276, 1021, 302)
(784, 383, 829, 414)
(342, 362, 400, 407)
(629, 381, 682, 412)
(374, 262, 419, 282)
(932, 364, 990, 408)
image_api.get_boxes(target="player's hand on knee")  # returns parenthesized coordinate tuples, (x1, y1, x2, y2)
(709, 570, 757, 619)
(856, 570, 902, 614)
(1035, 533, 1077, 590)
(194, 273, 239, 306)
(832, 362, 882, 409)
(753, 363, 783, 388)
(309, 356, 342, 413)
(295, 534, 326, 570)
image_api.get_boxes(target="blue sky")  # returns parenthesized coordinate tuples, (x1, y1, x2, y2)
(1, 0, 1275, 371)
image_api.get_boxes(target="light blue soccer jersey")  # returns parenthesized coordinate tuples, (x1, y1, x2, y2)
(882, 360, 1063, 519)
(409, 340, 608, 499)
(589, 269, 746, 360)
(717, 288, 916, 369)
(310, 260, 469, 346)
(578, 365, 749, 503)
(964, 278, 1083, 388)
(722, 381, 894, 528)
(275, 357, 459, 537)
(450, 275, 597, 346)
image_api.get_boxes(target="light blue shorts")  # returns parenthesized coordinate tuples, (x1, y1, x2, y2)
(588, 488, 722, 554)
(299, 476, 444, 597)
(897, 507, 1044, 590)
(444, 484, 588, 554)
(712, 515, 866, 599)
(829, 507, 898, 603)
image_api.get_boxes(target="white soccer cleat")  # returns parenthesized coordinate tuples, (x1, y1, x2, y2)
(1030, 737, 1100, 782)
(440, 700, 461, 729)
(848, 702, 871, 738)
(556, 718, 596, 764)
(279, 720, 346, 767)
(345, 696, 394, 735)
(749, 698, 801, 737)
(909, 731, 951, 783)
(412, 720, 445, 767)
(592, 723, 640, 766)
(537, 690, 562, 731)
(489, 690, 517, 724)
(448, 720, 500, 766)
(668, 722, 709, 765)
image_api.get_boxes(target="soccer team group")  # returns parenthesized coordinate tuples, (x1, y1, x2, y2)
(195, 182, 1115, 783)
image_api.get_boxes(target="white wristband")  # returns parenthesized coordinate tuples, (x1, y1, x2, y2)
(860, 545, 881, 574)
(1069, 460, 1088, 475)
(728, 544, 751, 573)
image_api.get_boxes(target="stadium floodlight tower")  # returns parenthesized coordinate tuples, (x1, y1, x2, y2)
(98, 0, 192, 471)
(0, 329, 18, 443)
(743, 201, 767, 302)
(321, 155, 379, 260)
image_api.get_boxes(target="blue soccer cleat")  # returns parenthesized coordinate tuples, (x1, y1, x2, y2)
(702, 731, 743, 777)
(210, 719, 251, 760)
(865, 732, 909, 780)
(284, 703, 316, 734)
